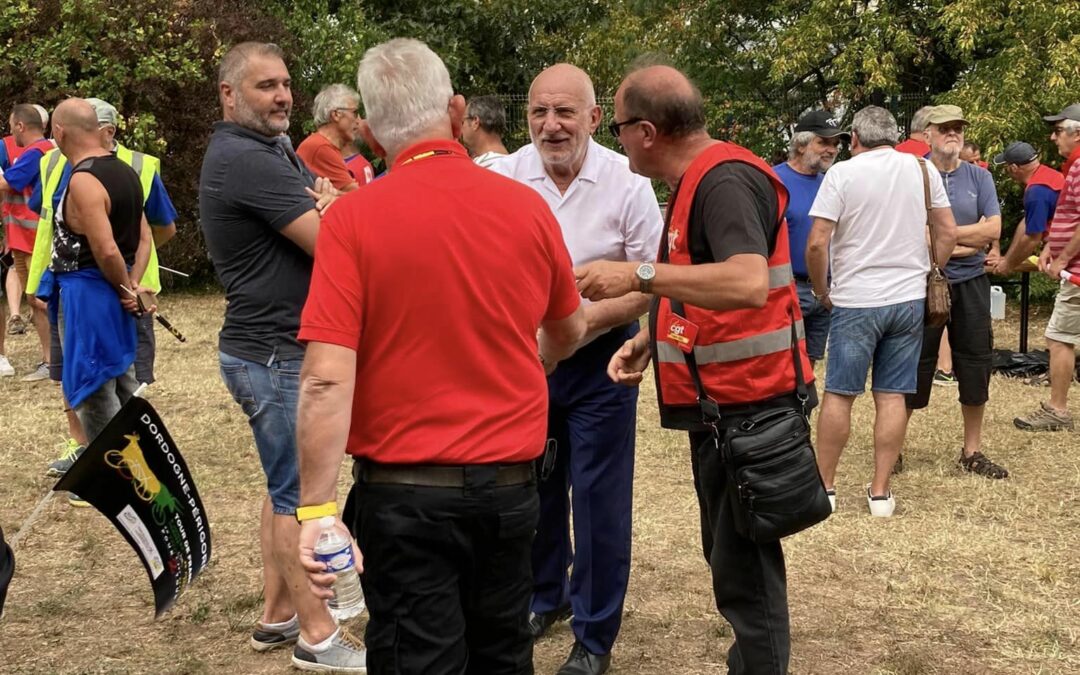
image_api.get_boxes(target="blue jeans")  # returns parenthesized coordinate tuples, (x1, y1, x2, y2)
(795, 280, 831, 362)
(825, 301, 925, 396)
(219, 351, 303, 515)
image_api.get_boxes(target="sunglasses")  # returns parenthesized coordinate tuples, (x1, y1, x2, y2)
(609, 117, 644, 139)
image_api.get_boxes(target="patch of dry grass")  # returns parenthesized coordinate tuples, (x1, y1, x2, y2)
(0, 294, 1077, 674)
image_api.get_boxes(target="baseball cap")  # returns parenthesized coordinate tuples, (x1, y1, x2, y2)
(1043, 103, 1080, 124)
(85, 98, 119, 127)
(794, 110, 850, 139)
(992, 141, 1038, 166)
(925, 105, 968, 126)
(32, 104, 49, 128)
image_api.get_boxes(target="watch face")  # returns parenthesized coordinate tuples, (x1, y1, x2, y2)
(638, 263, 656, 280)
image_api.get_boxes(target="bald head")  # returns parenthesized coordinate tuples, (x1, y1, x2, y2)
(53, 98, 100, 133)
(529, 64, 596, 107)
(618, 65, 706, 138)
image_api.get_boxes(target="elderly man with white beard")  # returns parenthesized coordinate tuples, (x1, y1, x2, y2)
(773, 110, 848, 366)
(489, 64, 662, 675)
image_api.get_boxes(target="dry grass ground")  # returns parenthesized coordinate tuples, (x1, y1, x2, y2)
(0, 294, 1077, 674)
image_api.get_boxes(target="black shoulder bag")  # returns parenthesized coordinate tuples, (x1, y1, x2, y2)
(671, 299, 832, 542)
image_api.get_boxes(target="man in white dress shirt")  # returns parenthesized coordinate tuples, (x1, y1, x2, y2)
(490, 64, 662, 675)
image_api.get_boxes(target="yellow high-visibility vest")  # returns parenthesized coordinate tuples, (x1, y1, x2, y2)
(28, 143, 164, 295)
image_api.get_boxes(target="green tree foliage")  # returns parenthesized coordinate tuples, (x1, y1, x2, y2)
(1, 0, 1077, 289)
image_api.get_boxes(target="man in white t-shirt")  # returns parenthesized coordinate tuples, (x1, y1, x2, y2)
(461, 95, 509, 168)
(489, 64, 662, 675)
(805, 105, 958, 517)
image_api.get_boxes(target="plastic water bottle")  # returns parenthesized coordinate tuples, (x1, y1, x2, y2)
(313, 516, 365, 621)
(990, 285, 1005, 320)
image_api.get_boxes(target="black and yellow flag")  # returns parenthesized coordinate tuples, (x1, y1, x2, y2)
(55, 397, 211, 618)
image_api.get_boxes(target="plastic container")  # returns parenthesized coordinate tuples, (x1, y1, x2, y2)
(313, 516, 365, 621)
(990, 285, 1005, 320)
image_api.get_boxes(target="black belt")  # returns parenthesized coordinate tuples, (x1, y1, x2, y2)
(355, 461, 535, 488)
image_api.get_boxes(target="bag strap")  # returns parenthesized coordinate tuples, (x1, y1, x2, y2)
(669, 298, 809, 425)
(918, 157, 941, 272)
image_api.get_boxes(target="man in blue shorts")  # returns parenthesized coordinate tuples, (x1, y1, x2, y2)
(807, 106, 957, 516)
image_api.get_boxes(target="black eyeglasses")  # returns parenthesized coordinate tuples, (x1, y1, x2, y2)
(609, 117, 644, 138)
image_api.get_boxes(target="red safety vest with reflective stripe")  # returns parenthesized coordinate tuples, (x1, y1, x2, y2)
(653, 141, 814, 412)
(2, 138, 54, 239)
(1027, 163, 1065, 194)
(2, 135, 22, 169)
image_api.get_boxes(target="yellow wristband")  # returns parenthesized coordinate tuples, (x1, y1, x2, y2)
(295, 501, 338, 522)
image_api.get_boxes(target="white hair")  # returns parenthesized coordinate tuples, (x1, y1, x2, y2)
(356, 38, 453, 157)
(788, 130, 816, 159)
(1061, 119, 1080, 134)
(910, 106, 934, 133)
(33, 104, 49, 127)
(852, 105, 899, 148)
(313, 84, 359, 127)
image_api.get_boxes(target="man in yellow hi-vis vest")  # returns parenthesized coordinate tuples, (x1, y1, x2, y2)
(28, 98, 177, 484)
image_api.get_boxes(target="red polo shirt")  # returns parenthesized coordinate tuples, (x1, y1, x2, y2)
(299, 139, 581, 465)
(895, 138, 931, 157)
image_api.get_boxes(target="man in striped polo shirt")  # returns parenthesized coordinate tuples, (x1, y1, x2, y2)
(1015, 104, 1080, 432)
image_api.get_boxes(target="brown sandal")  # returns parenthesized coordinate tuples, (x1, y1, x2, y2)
(958, 451, 1009, 479)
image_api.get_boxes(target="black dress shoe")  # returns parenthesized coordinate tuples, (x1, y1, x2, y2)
(528, 603, 571, 639)
(557, 641, 611, 675)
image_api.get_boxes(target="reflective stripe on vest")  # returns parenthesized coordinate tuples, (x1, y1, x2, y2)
(657, 320, 805, 365)
(27, 145, 163, 296)
(653, 141, 814, 411)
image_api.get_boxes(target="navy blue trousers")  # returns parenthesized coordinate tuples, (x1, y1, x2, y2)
(532, 324, 638, 656)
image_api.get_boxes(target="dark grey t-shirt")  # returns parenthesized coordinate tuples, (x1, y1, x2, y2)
(199, 122, 316, 363)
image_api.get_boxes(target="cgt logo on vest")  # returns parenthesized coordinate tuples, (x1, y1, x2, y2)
(665, 316, 699, 354)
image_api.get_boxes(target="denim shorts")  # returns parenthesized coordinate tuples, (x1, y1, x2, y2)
(825, 300, 924, 396)
(219, 351, 303, 515)
(795, 280, 831, 362)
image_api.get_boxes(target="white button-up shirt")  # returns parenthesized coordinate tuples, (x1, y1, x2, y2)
(490, 139, 663, 269)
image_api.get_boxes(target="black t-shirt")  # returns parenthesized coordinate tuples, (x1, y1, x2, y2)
(199, 122, 316, 363)
(655, 162, 816, 431)
(53, 155, 143, 273)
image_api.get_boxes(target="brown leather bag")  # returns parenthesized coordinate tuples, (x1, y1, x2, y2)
(919, 158, 951, 327)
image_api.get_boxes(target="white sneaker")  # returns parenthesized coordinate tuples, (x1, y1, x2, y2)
(826, 488, 836, 513)
(866, 484, 895, 517)
(0, 354, 13, 377)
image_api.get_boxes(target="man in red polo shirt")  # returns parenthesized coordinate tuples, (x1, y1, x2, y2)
(297, 38, 586, 674)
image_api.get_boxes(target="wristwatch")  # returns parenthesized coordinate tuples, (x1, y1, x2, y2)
(810, 287, 829, 301)
(635, 263, 656, 293)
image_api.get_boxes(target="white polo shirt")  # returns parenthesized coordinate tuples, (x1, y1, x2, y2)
(489, 139, 663, 269)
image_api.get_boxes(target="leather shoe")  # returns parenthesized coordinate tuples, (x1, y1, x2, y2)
(557, 641, 611, 675)
(528, 603, 571, 639)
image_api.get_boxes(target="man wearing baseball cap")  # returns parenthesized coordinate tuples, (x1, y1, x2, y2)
(906, 104, 1008, 480)
(773, 110, 848, 366)
(987, 142, 1064, 276)
(1014, 104, 1080, 432)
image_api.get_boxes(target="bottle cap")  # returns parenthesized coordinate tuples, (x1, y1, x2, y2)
(319, 516, 335, 528)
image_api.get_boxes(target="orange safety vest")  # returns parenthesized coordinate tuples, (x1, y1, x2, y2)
(1027, 163, 1065, 194)
(652, 141, 813, 419)
(2, 138, 54, 237)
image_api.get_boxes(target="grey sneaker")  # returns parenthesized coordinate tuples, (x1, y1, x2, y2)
(250, 614, 300, 652)
(1014, 402, 1074, 432)
(20, 361, 49, 382)
(292, 627, 367, 672)
(7, 314, 26, 335)
(0, 354, 14, 377)
(47, 439, 85, 476)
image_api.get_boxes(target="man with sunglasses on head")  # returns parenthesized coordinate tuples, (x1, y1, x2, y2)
(489, 63, 662, 675)
(905, 105, 1006, 479)
(297, 83, 369, 192)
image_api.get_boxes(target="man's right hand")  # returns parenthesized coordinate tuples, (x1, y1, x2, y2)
(607, 333, 651, 387)
(298, 516, 363, 600)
